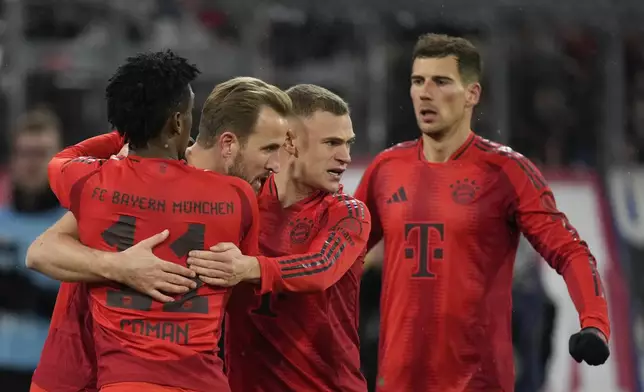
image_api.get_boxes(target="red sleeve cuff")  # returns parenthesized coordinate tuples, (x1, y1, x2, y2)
(257, 255, 281, 295)
(581, 317, 611, 342)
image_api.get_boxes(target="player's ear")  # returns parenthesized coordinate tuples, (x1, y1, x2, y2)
(171, 112, 182, 136)
(465, 82, 481, 108)
(283, 130, 297, 157)
(219, 131, 239, 159)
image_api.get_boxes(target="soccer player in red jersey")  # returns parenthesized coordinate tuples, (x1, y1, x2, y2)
(183, 84, 370, 392)
(27, 131, 126, 392)
(30, 84, 367, 392)
(27, 75, 293, 392)
(353, 34, 611, 392)
(45, 51, 259, 392)
(27, 55, 296, 392)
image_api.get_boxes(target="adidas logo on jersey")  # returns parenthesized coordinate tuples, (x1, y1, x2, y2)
(386, 187, 408, 204)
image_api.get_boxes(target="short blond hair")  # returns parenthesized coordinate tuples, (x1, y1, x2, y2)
(198, 77, 292, 147)
(285, 84, 349, 117)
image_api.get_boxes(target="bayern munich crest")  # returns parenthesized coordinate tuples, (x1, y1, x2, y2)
(289, 217, 314, 244)
(450, 178, 480, 204)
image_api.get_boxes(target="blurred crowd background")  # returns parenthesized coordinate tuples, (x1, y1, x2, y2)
(1, 1, 644, 391)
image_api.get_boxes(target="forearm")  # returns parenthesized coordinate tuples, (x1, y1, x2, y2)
(527, 223, 611, 338)
(562, 255, 611, 339)
(59, 131, 123, 159)
(256, 249, 361, 294)
(256, 254, 327, 293)
(49, 132, 123, 174)
(26, 230, 115, 283)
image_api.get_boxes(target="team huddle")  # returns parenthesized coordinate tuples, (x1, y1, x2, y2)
(25, 34, 610, 392)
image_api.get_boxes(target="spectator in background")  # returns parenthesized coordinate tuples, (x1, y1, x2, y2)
(0, 108, 66, 391)
(512, 237, 556, 392)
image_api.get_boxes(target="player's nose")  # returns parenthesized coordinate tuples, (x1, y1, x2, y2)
(335, 147, 351, 164)
(419, 83, 436, 100)
(419, 88, 433, 100)
(266, 153, 281, 173)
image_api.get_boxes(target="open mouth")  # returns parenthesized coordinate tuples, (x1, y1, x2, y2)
(420, 108, 437, 116)
(419, 108, 438, 123)
(327, 169, 345, 179)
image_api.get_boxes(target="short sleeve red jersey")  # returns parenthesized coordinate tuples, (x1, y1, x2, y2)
(354, 133, 610, 392)
(225, 175, 370, 392)
(33, 132, 124, 392)
(55, 152, 258, 392)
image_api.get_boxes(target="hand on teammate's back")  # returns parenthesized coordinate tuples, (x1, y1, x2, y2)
(187, 242, 260, 287)
(108, 230, 197, 302)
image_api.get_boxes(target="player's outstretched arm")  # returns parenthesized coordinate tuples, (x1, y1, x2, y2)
(27, 212, 105, 282)
(503, 156, 610, 365)
(189, 198, 371, 292)
(257, 199, 370, 293)
(26, 212, 197, 303)
(49, 131, 125, 208)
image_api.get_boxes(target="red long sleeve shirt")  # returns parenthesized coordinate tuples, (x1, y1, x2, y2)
(225, 174, 370, 392)
(34, 131, 124, 392)
(353, 132, 610, 392)
(37, 132, 260, 392)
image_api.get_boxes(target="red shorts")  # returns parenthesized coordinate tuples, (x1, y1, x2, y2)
(100, 382, 196, 392)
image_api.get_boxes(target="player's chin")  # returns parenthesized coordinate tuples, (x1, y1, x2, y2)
(320, 175, 342, 193)
(419, 123, 443, 135)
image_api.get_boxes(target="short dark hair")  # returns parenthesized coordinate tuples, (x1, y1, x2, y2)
(106, 50, 200, 149)
(412, 34, 482, 83)
(198, 77, 292, 147)
(285, 84, 349, 117)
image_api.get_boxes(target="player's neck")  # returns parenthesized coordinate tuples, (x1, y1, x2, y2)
(130, 143, 179, 160)
(187, 143, 220, 172)
(421, 124, 472, 163)
(274, 168, 317, 208)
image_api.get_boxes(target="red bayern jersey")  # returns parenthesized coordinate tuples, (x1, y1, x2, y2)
(225, 174, 370, 392)
(33, 131, 124, 392)
(33, 281, 98, 392)
(354, 132, 610, 392)
(47, 133, 260, 392)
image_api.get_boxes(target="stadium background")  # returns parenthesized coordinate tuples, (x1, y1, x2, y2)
(0, 0, 643, 391)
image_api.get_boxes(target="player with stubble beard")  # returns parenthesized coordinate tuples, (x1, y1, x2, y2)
(27, 73, 292, 392)
(354, 33, 610, 392)
(31, 83, 370, 392)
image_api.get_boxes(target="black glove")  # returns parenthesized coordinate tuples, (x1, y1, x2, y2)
(569, 327, 610, 366)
